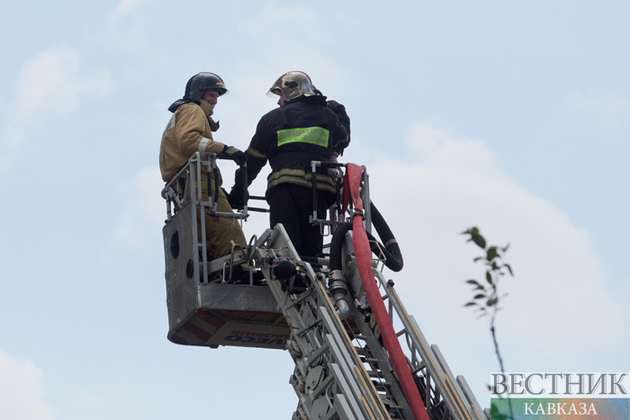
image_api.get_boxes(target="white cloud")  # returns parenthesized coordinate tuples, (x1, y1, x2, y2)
(0, 47, 112, 170)
(364, 122, 629, 400)
(0, 349, 55, 420)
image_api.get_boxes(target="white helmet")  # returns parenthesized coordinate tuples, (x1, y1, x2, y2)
(267, 71, 318, 101)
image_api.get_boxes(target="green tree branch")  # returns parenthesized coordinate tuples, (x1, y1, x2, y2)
(462, 227, 515, 420)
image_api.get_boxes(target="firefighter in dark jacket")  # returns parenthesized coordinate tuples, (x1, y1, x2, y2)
(229, 71, 350, 257)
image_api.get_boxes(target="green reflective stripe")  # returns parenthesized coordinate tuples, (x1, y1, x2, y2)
(277, 127, 329, 148)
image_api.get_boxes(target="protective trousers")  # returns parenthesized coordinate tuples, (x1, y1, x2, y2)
(267, 183, 328, 258)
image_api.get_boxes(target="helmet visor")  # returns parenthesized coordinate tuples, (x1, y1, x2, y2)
(266, 88, 281, 98)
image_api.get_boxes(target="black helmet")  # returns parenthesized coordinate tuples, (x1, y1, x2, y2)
(184, 72, 228, 100)
(267, 71, 317, 101)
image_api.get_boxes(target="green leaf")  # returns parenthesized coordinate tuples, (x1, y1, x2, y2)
(486, 271, 493, 285)
(466, 279, 480, 285)
(474, 293, 486, 299)
(487, 297, 498, 306)
(504, 263, 514, 276)
(487, 246, 499, 261)
(462, 227, 479, 236)
(464, 302, 477, 307)
(472, 233, 486, 249)
(502, 243, 510, 253)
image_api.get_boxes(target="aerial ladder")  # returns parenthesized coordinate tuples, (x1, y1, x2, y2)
(161, 153, 489, 420)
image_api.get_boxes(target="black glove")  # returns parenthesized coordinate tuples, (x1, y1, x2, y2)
(227, 187, 247, 210)
(223, 145, 247, 166)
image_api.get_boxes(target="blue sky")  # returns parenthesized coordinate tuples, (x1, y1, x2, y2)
(1, 1, 628, 419)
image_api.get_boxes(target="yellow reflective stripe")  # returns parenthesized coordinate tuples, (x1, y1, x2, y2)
(266, 169, 334, 192)
(246, 147, 266, 160)
(268, 177, 335, 193)
(277, 127, 329, 147)
(268, 168, 306, 178)
(266, 168, 333, 182)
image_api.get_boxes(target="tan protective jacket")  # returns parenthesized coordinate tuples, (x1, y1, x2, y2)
(159, 99, 226, 182)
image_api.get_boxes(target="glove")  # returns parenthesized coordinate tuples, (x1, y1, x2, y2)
(223, 145, 247, 166)
(227, 187, 247, 210)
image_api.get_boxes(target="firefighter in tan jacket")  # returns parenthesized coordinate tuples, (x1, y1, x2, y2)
(159, 72, 247, 257)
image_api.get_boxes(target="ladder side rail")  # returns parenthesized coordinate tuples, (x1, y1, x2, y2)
(294, 281, 392, 420)
(379, 273, 473, 419)
(375, 273, 482, 420)
(342, 230, 444, 418)
(327, 363, 368, 420)
(324, 341, 372, 420)
(313, 280, 390, 418)
(336, 164, 481, 419)
(346, 311, 414, 419)
(340, 231, 427, 419)
(332, 393, 359, 420)
(361, 272, 459, 420)
(431, 344, 488, 420)
(360, 285, 453, 419)
(319, 310, 392, 420)
(355, 343, 410, 419)
(254, 249, 331, 420)
(254, 224, 393, 420)
(456, 375, 489, 420)
(369, 270, 463, 418)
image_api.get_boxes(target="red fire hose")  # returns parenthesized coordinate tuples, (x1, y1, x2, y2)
(344, 163, 430, 420)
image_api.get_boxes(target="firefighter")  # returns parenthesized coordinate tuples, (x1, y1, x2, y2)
(228, 71, 350, 257)
(160, 72, 247, 258)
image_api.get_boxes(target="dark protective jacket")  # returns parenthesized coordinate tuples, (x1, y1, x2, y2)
(236, 95, 350, 199)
